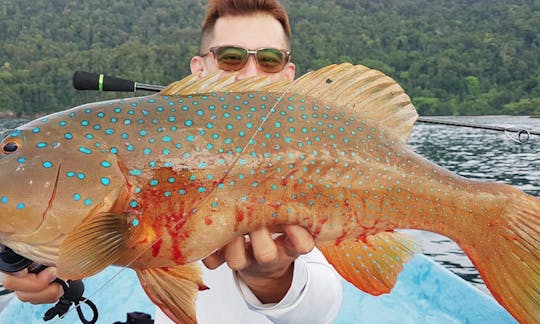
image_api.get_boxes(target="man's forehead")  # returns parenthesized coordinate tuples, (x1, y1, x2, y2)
(209, 14, 289, 50)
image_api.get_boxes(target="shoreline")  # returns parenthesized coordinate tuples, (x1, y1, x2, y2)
(0, 111, 46, 119)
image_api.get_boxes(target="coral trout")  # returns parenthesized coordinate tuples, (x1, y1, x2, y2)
(0, 64, 538, 323)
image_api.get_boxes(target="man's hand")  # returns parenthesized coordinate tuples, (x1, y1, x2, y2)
(202, 225, 315, 303)
(2, 267, 63, 304)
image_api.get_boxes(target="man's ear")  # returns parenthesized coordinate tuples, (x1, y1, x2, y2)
(190, 56, 205, 76)
(284, 62, 296, 81)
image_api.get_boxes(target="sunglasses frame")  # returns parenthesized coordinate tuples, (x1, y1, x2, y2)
(203, 46, 291, 73)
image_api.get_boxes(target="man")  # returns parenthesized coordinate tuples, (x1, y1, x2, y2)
(2, 1, 343, 323)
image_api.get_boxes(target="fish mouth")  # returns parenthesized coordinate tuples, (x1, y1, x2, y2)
(40, 163, 62, 228)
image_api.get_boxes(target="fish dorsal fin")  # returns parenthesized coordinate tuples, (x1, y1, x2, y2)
(160, 72, 291, 96)
(290, 63, 418, 142)
(161, 63, 417, 142)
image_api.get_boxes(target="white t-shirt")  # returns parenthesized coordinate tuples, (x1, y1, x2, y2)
(0, 274, 15, 315)
(155, 248, 342, 324)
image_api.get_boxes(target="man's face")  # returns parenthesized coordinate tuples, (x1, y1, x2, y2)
(191, 14, 295, 82)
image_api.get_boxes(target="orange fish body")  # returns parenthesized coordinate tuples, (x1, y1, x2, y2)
(0, 64, 538, 323)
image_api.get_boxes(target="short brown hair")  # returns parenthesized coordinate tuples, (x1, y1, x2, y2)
(200, 0, 291, 52)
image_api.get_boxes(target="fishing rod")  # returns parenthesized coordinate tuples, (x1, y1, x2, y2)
(416, 117, 538, 143)
(72, 71, 540, 143)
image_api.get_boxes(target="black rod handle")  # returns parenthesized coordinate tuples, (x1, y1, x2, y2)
(73, 71, 136, 92)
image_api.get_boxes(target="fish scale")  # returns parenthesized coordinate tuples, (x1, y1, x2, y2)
(0, 63, 538, 324)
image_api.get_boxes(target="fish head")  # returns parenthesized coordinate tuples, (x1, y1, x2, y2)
(0, 125, 61, 235)
(0, 112, 127, 255)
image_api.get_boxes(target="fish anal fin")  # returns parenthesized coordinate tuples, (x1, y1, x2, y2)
(318, 231, 419, 295)
(57, 212, 129, 280)
(136, 264, 206, 324)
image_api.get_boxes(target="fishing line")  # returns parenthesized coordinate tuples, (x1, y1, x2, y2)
(57, 76, 297, 321)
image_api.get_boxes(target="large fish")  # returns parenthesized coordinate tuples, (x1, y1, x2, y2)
(0, 63, 538, 323)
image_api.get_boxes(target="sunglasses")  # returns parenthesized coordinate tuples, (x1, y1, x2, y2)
(203, 46, 291, 73)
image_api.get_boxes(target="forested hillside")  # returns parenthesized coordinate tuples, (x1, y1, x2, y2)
(0, 0, 539, 116)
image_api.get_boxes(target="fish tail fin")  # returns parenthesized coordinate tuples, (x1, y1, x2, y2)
(460, 191, 540, 323)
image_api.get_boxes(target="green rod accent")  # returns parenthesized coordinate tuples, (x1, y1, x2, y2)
(98, 74, 104, 91)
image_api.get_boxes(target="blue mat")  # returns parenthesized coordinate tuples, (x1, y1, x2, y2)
(0, 254, 516, 323)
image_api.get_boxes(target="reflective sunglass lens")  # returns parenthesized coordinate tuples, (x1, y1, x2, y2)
(215, 47, 248, 71)
(256, 49, 287, 73)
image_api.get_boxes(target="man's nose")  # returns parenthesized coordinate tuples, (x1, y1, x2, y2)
(235, 56, 261, 80)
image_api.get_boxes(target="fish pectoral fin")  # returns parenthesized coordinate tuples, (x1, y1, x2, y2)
(318, 231, 420, 295)
(135, 264, 207, 324)
(57, 212, 129, 280)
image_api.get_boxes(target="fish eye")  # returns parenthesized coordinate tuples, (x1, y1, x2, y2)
(1, 139, 21, 154)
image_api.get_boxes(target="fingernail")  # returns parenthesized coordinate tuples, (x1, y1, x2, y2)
(46, 267, 57, 282)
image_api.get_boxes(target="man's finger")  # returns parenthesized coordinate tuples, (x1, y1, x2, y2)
(16, 283, 64, 304)
(249, 228, 278, 264)
(283, 225, 315, 255)
(9, 268, 29, 279)
(224, 236, 249, 270)
(2, 267, 57, 292)
(202, 249, 225, 269)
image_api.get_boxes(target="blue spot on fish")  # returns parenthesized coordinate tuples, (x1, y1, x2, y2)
(79, 147, 92, 154)
(42, 161, 53, 168)
(129, 169, 142, 176)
